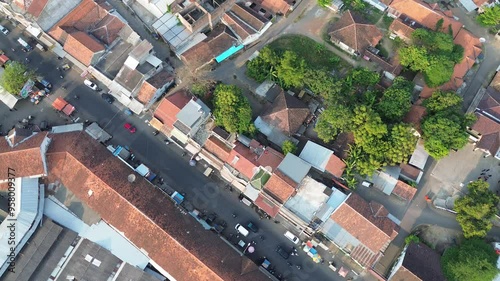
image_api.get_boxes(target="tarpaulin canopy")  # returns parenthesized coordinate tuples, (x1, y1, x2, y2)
(62, 104, 75, 116)
(52, 97, 68, 111)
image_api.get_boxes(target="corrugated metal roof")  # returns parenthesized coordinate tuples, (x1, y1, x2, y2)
(299, 141, 333, 172)
(277, 154, 311, 184)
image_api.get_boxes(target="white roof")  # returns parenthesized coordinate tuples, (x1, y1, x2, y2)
(51, 123, 84, 134)
(409, 141, 429, 170)
(284, 176, 329, 222)
(459, 0, 477, 12)
(243, 184, 261, 201)
(299, 141, 333, 172)
(85, 122, 112, 142)
(153, 13, 192, 49)
(135, 164, 150, 176)
(277, 154, 311, 184)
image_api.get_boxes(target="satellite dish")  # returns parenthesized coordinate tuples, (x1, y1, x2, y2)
(128, 174, 136, 183)
(479, 37, 486, 43)
(264, 166, 272, 172)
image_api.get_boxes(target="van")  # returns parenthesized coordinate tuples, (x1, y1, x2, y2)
(0, 25, 9, 35)
(235, 224, 249, 237)
(284, 231, 300, 244)
(361, 181, 373, 188)
(17, 38, 32, 51)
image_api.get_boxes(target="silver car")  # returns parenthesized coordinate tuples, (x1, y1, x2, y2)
(0, 25, 9, 35)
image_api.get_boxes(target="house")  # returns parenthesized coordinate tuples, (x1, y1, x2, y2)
(299, 140, 346, 178)
(469, 86, 500, 159)
(362, 0, 388, 12)
(255, 81, 283, 102)
(135, 70, 175, 109)
(149, 90, 192, 136)
(387, 0, 463, 37)
(328, 10, 383, 56)
(221, 3, 272, 45)
(321, 193, 399, 268)
(252, 0, 295, 15)
(403, 104, 427, 136)
(388, 242, 446, 281)
(254, 91, 310, 146)
(180, 25, 242, 71)
(363, 48, 403, 79)
(400, 163, 423, 184)
(172, 98, 211, 143)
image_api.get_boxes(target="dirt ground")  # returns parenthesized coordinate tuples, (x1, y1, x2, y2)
(413, 225, 463, 254)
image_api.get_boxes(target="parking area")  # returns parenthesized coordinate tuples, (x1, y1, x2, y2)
(431, 143, 500, 197)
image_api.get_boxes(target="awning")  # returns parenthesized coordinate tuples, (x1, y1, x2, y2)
(0, 87, 20, 109)
(149, 117, 164, 130)
(52, 97, 68, 111)
(62, 104, 75, 116)
(254, 194, 280, 218)
(19, 79, 35, 98)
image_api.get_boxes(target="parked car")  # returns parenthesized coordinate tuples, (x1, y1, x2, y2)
(0, 25, 9, 35)
(276, 246, 290, 259)
(235, 224, 249, 237)
(84, 79, 100, 91)
(124, 123, 136, 133)
(247, 222, 258, 233)
(284, 231, 300, 245)
(40, 79, 52, 89)
(101, 93, 115, 104)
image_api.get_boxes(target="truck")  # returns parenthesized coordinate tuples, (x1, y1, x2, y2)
(0, 54, 9, 67)
(134, 163, 157, 182)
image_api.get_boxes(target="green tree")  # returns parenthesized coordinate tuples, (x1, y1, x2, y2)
(213, 84, 253, 134)
(398, 45, 429, 71)
(282, 140, 297, 155)
(477, 5, 500, 26)
(435, 18, 444, 31)
(246, 47, 279, 82)
(0, 61, 34, 95)
(316, 105, 353, 142)
(352, 106, 388, 150)
(449, 44, 465, 64)
(349, 68, 380, 89)
(190, 82, 209, 97)
(423, 57, 455, 87)
(454, 180, 499, 238)
(441, 239, 498, 281)
(317, 0, 330, 7)
(386, 124, 418, 165)
(423, 90, 463, 113)
(357, 154, 383, 176)
(304, 69, 339, 99)
(377, 80, 413, 123)
(276, 51, 306, 88)
(405, 234, 420, 245)
(421, 113, 469, 159)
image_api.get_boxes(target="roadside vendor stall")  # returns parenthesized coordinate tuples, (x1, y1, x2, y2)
(52, 97, 75, 116)
(302, 241, 322, 263)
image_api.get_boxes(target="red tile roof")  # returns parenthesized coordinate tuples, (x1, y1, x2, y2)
(329, 11, 383, 53)
(204, 136, 232, 161)
(471, 113, 500, 136)
(63, 31, 104, 66)
(403, 105, 427, 132)
(49, 0, 125, 45)
(223, 3, 269, 40)
(263, 171, 296, 203)
(389, 0, 463, 37)
(330, 193, 398, 253)
(261, 91, 309, 135)
(257, 147, 284, 172)
(256, 0, 291, 14)
(400, 163, 422, 182)
(137, 70, 174, 105)
(153, 91, 191, 130)
(392, 180, 417, 201)
(0, 132, 48, 180)
(181, 26, 238, 70)
(478, 87, 500, 121)
(254, 193, 281, 217)
(227, 142, 259, 179)
(45, 132, 268, 281)
(389, 18, 415, 42)
(325, 154, 346, 178)
(18, 0, 50, 18)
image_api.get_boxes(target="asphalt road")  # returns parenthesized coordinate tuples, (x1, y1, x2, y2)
(0, 10, 353, 281)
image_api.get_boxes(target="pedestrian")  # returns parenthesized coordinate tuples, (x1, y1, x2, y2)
(9, 109, 12, 112)
(13, 108, 17, 111)
(486, 169, 490, 172)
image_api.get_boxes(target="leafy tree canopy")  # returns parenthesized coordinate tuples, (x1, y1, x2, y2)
(304, 69, 342, 105)
(477, 5, 500, 26)
(317, 0, 330, 7)
(316, 105, 354, 142)
(441, 239, 498, 281)
(377, 77, 413, 123)
(421, 113, 469, 159)
(0, 61, 34, 95)
(386, 123, 418, 165)
(398, 28, 464, 87)
(455, 180, 499, 238)
(276, 50, 306, 88)
(281, 140, 297, 155)
(423, 90, 463, 113)
(213, 84, 253, 134)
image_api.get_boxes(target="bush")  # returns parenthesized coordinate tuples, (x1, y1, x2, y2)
(405, 234, 420, 245)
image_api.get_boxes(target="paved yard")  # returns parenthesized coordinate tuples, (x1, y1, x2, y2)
(431, 143, 500, 197)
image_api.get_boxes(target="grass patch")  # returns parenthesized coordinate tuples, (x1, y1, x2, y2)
(381, 15, 394, 29)
(268, 35, 341, 70)
(361, 8, 383, 24)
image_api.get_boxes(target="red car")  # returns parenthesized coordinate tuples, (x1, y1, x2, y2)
(124, 123, 136, 133)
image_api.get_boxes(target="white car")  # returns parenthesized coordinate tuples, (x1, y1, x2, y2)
(284, 231, 300, 244)
(0, 25, 9, 35)
(84, 79, 99, 91)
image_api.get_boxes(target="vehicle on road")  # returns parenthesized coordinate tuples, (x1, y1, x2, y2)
(0, 54, 10, 67)
(284, 231, 300, 244)
(0, 25, 9, 35)
(124, 123, 136, 133)
(52, 97, 75, 116)
(40, 79, 52, 89)
(84, 79, 100, 91)
(17, 38, 33, 51)
(101, 93, 115, 104)
(247, 222, 258, 233)
(62, 64, 71, 70)
(276, 246, 290, 259)
(235, 224, 249, 237)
